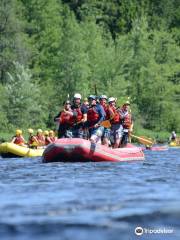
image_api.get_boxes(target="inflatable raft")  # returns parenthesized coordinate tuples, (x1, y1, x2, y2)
(169, 141, 180, 148)
(43, 138, 144, 163)
(142, 145, 169, 151)
(0, 142, 44, 158)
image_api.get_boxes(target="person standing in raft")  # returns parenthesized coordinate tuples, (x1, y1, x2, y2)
(71, 93, 88, 138)
(119, 101, 133, 147)
(11, 129, 26, 146)
(99, 95, 111, 146)
(108, 97, 123, 148)
(54, 100, 75, 138)
(81, 97, 90, 139)
(87, 95, 106, 143)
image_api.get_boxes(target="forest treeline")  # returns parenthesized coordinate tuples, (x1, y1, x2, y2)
(0, 0, 180, 133)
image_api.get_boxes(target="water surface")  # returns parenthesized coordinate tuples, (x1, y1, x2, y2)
(0, 148, 180, 240)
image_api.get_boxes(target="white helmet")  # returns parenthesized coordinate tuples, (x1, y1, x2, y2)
(74, 93, 81, 99)
(108, 97, 116, 103)
(99, 95, 107, 100)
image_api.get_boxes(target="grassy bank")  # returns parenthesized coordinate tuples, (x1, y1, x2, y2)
(134, 128, 170, 143)
(1, 128, 171, 144)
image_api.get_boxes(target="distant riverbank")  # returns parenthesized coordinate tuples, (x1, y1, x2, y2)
(0, 128, 171, 144)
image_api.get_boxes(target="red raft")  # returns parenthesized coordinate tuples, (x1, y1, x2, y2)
(142, 145, 169, 151)
(42, 138, 144, 163)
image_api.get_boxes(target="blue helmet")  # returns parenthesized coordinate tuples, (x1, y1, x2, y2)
(88, 95, 96, 100)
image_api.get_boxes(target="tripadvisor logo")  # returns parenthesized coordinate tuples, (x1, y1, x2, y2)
(135, 226, 144, 236)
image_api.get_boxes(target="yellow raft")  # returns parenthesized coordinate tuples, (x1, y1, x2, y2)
(169, 141, 180, 147)
(0, 142, 44, 158)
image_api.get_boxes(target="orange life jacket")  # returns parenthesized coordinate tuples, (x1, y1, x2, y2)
(14, 136, 25, 145)
(109, 106, 121, 124)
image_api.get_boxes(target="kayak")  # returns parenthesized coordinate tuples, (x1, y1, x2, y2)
(142, 145, 169, 151)
(43, 138, 144, 163)
(0, 142, 44, 158)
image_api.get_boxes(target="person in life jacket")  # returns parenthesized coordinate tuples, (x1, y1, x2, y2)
(87, 95, 106, 143)
(36, 129, 45, 146)
(169, 131, 177, 142)
(49, 130, 57, 142)
(82, 97, 89, 109)
(54, 100, 75, 138)
(80, 97, 90, 139)
(99, 95, 111, 146)
(27, 128, 39, 148)
(108, 97, 124, 148)
(44, 130, 52, 145)
(11, 129, 26, 146)
(71, 93, 88, 138)
(119, 101, 133, 146)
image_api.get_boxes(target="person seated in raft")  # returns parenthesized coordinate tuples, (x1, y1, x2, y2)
(36, 129, 45, 146)
(119, 101, 133, 147)
(54, 100, 75, 138)
(44, 131, 53, 145)
(87, 95, 106, 144)
(27, 128, 39, 148)
(108, 97, 123, 148)
(11, 129, 26, 146)
(145, 144, 152, 150)
(49, 130, 57, 142)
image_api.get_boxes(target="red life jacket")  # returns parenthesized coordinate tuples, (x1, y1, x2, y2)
(123, 112, 132, 129)
(28, 135, 35, 145)
(87, 106, 99, 126)
(73, 107, 83, 123)
(50, 137, 56, 142)
(14, 136, 25, 145)
(36, 135, 45, 145)
(110, 106, 121, 124)
(45, 137, 51, 145)
(60, 111, 74, 126)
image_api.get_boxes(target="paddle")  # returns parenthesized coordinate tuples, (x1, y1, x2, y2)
(100, 120, 111, 128)
(130, 134, 154, 145)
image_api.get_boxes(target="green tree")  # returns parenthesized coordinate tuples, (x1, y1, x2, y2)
(21, 0, 63, 83)
(6, 62, 46, 129)
(0, 0, 29, 83)
(0, 84, 9, 131)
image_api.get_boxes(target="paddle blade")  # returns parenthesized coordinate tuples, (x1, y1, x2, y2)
(138, 136, 154, 145)
(101, 120, 111, 128)
(131, 134, 154, 145)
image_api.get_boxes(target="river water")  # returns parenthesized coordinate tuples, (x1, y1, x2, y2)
(0, 147, 180, 240)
